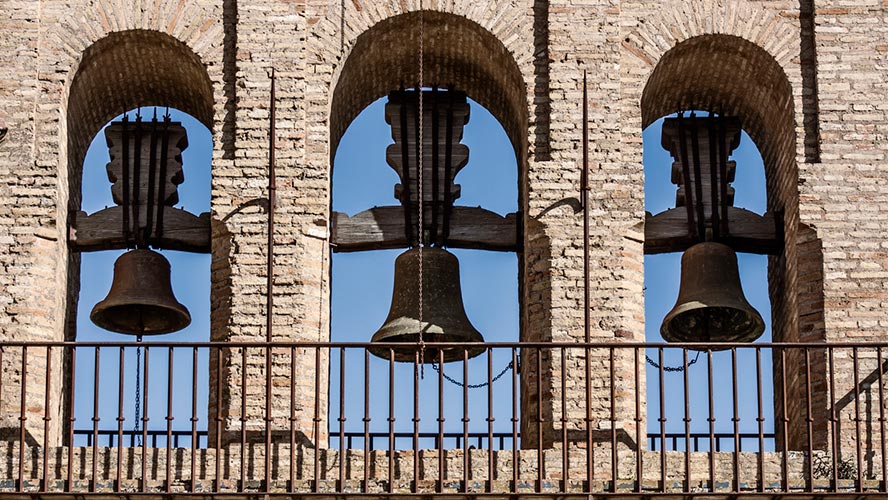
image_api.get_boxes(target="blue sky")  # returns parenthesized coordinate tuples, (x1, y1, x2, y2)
(74, 100, 775, 449)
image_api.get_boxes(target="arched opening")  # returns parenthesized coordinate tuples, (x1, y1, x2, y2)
(65, 29, 214, 341)
(71, 107, 211, 447)
(641, 35, 825, 452)
(61, 30, 215, 448)
(328, 11, 527, 450)
(643, 111, 776, 451)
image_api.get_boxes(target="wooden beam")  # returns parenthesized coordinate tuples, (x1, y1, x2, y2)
(644, 206, 781, 255)
(69, 207, 211, 253)
(332, 206, 518, 252)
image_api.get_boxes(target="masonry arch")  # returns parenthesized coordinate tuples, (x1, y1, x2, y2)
(328, 10, 529, 341)
(328, 11, 529, 448)
(641, 33, 826, 451)
(330, 11, 528, 165)
(63, 28, 215, 335)
(67, 30, 214, 206)
(641, 33, 800, 343)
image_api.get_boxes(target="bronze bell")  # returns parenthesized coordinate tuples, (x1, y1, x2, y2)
(370, 247, 484, 362)
(90, 249, 191, 335)
(660, 242, 764, 347)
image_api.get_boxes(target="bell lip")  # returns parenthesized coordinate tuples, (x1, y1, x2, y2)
(367, 342, 486, 363)
(660, 303, 765, 348)
(369, 318, 485, 363)
(89, 302, 192, 336)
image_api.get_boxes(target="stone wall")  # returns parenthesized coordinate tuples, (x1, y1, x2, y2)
(0, 0, 885, 481)
(0, 442, 883, 496)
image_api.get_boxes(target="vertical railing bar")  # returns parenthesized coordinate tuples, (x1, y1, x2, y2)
(537, 347, 543, 493)
(707, 349, 715, 492)
(829, 346, 838, 489)
(90, 346, 98, 493)
(42, 346, 52, 492)
(463, 348, 470, 493)
(731, 347, 740, 492)
(66, 346, 74, 491)
(658, 347, 666, 492)
(635, 347, 643, 493)
(265, 344, 272, 493)
(239, 346, 247, 490)
(610, 347, 618, 492)
(683, 347, 691, 492)
(560, 347, 568, 491)
(214, 347, 223, 492)
(487, 348, 494, 491)
(363, 349, 370, 493)
(585, 343, 593, 492)
(116, 347, 125, 491)
(804, 347, 814, 492)
(141, 346, 149, 493)
(166, 347, 174, 492)
(290, 346, 297, 491)
(438, 349, 445, 493)
(388, 348, 395, 494)
(412, 350, 419, 493)
(314, 347, 322, 493)
(511, 347, 518, 491)
(191, 347, 198, 489)
(877, 346, 887, 492)
(340, 347, 347, 492)
(780, 348, 789, 491)
(756, 347, 765, 492)
(853, 346, 862, 492)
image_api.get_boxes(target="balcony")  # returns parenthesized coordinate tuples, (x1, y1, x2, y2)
(0, 340, 884, 497)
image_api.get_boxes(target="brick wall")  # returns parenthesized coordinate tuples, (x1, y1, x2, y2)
(0, 0, 884, 471)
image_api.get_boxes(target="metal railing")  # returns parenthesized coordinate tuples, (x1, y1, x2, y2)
(0, 340, 884, 497)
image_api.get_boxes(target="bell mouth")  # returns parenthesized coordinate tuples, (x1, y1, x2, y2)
(370, 317, 485, 363)
(660, 304, 764, 347)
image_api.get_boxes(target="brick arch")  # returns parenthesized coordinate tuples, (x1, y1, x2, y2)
(639, 33, 800, 339)
(67, 30, 214, 184)
(329, 10, 528, 162)
(637, 27, 827, 451)
(62, 28, 217, 341)
(48, 0, 224, 208)
(641, 34, 795, 210)
(624, 0, 799, 71)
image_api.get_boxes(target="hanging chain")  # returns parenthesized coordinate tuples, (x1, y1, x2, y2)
(645, 350, 701, 372)
(133, 335, 143, 445)
(432, 357, 517, 389)
(417, 1, 426, 370)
